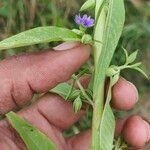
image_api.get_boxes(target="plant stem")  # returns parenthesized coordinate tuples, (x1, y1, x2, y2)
(91, 82, 104, 150)
(76, 79, 94, 107)
(91, 1, 107, 149)
(118, 63, 140, 70)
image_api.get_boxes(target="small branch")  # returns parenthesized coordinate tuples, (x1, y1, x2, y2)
(76, 79, 94, 108)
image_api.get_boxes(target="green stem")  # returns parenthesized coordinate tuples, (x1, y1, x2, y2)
(118, 63, 141, 70)
(76, 79, 94, 107)
(91, 82, 105, 150)
(91, 1, 107, 149)
(65, 78, 76, 100)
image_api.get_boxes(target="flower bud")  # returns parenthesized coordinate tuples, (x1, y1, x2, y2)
(106, 66, 120, 77)
(73, 96, 82, 113)
(81, 34, 93, 44)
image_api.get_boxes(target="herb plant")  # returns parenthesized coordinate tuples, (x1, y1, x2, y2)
(0, 0, 147, 150)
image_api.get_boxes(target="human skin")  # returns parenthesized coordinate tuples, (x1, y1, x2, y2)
(0, 42, 149, 150)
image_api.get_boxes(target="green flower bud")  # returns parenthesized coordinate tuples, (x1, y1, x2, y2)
(73, 96, 82, 113)
(81, 34, 93, 44)
(106, 66, 120, 77)
(69, 90, 81, 100)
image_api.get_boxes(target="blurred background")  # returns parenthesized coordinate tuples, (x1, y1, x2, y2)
(0, 0, 150, 149)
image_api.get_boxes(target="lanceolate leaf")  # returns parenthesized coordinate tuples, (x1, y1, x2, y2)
(132, 67, 149, 79)
(100, 81, 115, 150)
(0, 26, 81, 50)
(80, 0, 95, 12)
(6, 112, 57, 150)
(98, 1, 125, 149)
(94, 0, 125, 91)
(127, 50, 138, 64)
(92, 0, 125, 150)
(122, 47, 128, 63)
(50, 83, 73, 99)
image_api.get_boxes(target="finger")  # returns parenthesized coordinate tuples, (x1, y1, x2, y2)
(0, 130, 21, 150)
(21, 93, 85, 131)
(66, 115, 150, 150)
(67, 130, 91, 150)
(115, 119, 126, 138)
(0, 93, 86, 149)
(76, 76, 138, 111)
(112, 77, 138, 110)
(0, 43, 91, 114)
(123, 115, 150, 149)
(3, 93, 85, 131)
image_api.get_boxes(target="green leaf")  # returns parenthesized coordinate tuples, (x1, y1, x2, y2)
(50, 82, 82, 101)
(122, 47, 128, 64)
(92, 0, 125, 149)
(127, 50, 138, 64)
(100, 106, 115, 150)
(81, 34, 93, 44)
(130, 62, 142, 67)
(132, 67, 149, 79)
(80, 0, 95, 12)
(98, 1, 125, 149)
(0, 26, 81, 50)
(72, 29, 84, 36)
(94, 0, 125, 90)
(100, 77, 115, 150)
(73, 96, 82, 113)
(6, 112, 57, 150)
(65, 80, 76, 100)
(50, 83, 73, 99)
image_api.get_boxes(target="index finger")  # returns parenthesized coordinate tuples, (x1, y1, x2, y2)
(0, 43, 91, 114)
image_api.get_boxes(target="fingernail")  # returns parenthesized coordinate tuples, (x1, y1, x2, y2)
(53, 42, 80, 51)
(143, 120, 150, 142)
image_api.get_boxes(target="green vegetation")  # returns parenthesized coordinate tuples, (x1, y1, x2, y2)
(0, 0, 149, 145)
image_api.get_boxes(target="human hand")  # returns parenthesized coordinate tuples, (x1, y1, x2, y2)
(0, 42, 149, 150)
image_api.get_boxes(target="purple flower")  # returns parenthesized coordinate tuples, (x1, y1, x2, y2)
(75, 14, 94, 28)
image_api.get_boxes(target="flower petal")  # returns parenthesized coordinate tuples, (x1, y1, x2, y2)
(75, 15, 82, 25)
(83, 17, 95, 28)
(75, 14, 95, 28)
(82, 14, 88, 21)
